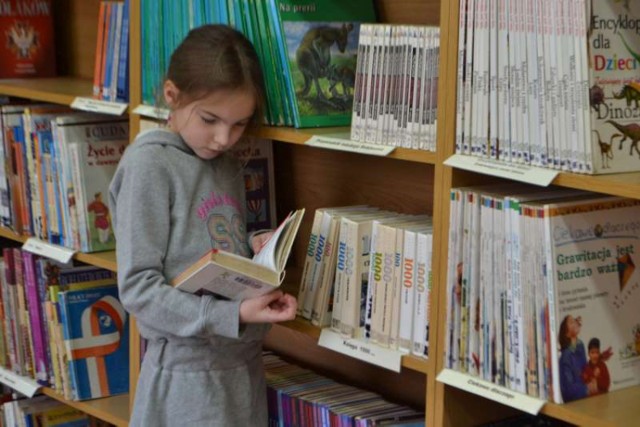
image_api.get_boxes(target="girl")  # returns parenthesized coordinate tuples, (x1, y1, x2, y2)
(109, 25, 297, 426)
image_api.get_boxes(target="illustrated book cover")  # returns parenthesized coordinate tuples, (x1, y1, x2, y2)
(0, 0, 56, 78)
(173, 208, 305, 300)
(58, 283, 129, 401)
(545, 196, 640, 403)
(270, 0, 376, 127)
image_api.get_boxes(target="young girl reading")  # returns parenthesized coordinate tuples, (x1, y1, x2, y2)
(109, 25, 297, 426)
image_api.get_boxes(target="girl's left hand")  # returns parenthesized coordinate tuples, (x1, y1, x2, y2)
(239, 290, 297, 324)
(251, 231, 274, 254)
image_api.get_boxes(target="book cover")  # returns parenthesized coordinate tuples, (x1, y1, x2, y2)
(53, 113, 128, 252)
(544, 196, 640, 403)
(0, 0, 56, 78)
(172, 208, 305, 300)
(58, 284, 129, 401)
(271, 0, 376, 128)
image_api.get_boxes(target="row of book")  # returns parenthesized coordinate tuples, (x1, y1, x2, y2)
(0, 101, 129, 252)
(264, 352, 425, 426)
(140, 0, 377, 128)
(0, 0, 56, 79)
(1, 394, 112, 427)
(298, 206, 433, 358)
(92, 0, 130, 103)
(350, 24, 440, 152)
(0, 248, 129, 401)
(455, 0, 640, 174)
(444, 184, 640, 404)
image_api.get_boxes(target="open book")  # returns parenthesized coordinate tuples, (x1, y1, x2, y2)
(172, 209, 305, 300)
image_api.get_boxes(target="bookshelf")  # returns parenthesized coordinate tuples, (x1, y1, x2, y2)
(0, 0, 638, 426)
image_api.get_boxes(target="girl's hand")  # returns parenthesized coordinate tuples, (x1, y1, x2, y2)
(240, 290, 297, 324)
(251, 231, 274, 254)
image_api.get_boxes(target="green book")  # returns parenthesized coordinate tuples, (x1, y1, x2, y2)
(268, 0, 376, 128)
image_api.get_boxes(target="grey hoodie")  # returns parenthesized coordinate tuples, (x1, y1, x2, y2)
(109, 128, 269, 426)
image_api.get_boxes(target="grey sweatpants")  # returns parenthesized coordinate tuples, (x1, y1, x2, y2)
(129, 339, 268, 426)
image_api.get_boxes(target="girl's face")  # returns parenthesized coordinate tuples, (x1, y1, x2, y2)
(165, 84, 256, 160)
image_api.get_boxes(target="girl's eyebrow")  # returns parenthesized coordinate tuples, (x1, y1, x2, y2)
(199, 109, 252, 123)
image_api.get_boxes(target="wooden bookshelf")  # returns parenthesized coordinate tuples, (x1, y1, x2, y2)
(0, 0, 638, 426)
(41, 389, 129, 427)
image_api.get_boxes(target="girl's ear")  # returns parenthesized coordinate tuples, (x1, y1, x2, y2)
(163, 80, 180, 108)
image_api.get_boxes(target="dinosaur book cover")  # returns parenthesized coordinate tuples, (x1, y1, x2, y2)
(588, 0, 640, 173)
(0, 0, 56, 78)
(271, 0, 376, 128)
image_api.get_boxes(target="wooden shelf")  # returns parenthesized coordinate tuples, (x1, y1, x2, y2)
(279, 317, 430, 374)
(0, 226, 117, 271)
(253, 126, 437, 164)
(553, 170, 640, 199)
(0, 77, 93, 105)
(540, 386, 640, 427)
(42, 389, 129, 427)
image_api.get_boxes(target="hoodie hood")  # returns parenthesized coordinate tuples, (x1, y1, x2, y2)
(134, 127, 196, 155)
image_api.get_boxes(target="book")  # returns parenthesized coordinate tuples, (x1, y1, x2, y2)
(52, 113, 128, 252)
(58, 283, 128, 401)
(268, 0, 376, 128)
(0, 0, 56, 78)
(172, 208, 305, 300)
(542, 196, 640, 403)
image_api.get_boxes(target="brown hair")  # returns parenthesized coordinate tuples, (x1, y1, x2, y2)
(558, 315, 571, 350)
(165, 24, 266, 129)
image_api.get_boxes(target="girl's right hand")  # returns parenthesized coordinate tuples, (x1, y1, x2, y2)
(239, 290, 297, 324)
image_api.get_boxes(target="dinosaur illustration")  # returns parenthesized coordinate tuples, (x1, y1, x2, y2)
(592, 130, 621, 169)
(605, 120, 640, 158)
(613, 84, 640, 109)
(295, 23, 355, 104)
(590, 84, 605, 112)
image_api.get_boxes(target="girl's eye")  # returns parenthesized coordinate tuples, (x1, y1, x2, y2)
(201, 116, 217, 124)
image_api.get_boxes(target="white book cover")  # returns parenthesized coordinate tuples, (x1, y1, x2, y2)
(543, 197, 640, 403)
(412, 229, 433, 358)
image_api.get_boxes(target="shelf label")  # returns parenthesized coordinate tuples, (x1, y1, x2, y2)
(444, 154, 558, 187)
(306, 133, 396, 156)
(436, 369, 545, 415)
(318, 328, 402, 372)
(132, 104, 170, 120)
(23, 238, 75, 264)
(71, 97, 128, 116)
(0, 366, 41, 397)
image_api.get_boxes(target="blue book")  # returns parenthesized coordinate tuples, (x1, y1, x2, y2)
(116, 0, 130, 103)
(58, 284, 129, 400)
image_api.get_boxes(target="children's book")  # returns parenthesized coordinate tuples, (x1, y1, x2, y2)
(58, 283, 128, 401)
(543, 196, 640, 403)
(269, 0, 376, 128)
(0, 0, 56, 78)
(172, 208, 305, 300)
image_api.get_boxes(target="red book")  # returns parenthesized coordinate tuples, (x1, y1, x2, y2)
(0, 0, 56, 78)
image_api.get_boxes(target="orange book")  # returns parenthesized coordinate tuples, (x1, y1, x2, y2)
(93, 2, 108, 98)
(99, 3, 113, 99)
(0, 0, 56, 78)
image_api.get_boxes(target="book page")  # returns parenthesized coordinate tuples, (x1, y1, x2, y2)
(252, 208, 305, 272)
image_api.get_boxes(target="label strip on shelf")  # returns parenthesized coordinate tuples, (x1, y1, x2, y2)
(71, 97, 128, 116)
(306, 133, 396, 156)
(22, 238, 75, 264)
(436, 369, 545, 415)
(444, 154, 559, 187)
(0, 366, 41, 397)
(318, 328, 403, 372)
(132, 104, 170, 120)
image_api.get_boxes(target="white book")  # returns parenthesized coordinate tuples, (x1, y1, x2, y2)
(411, 229, 433, 358)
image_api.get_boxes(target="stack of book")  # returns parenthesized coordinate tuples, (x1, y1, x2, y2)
(139, 0, 377, 128)
(444, 184, 640, 403)
(0, 101, 128, 252)
(455, 0, 640, 174)
(297, 206, 433, 358)
(0, 249, 129, 401)
(350, 24, 440, 151)
(92, 0, 130, 103)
